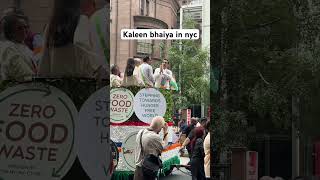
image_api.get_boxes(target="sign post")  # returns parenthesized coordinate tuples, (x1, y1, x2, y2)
(187, 109, 191, 125)
(246, 151, 258, 180)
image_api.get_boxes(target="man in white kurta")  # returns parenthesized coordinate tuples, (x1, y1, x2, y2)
(154, 59, 173, 89)
(90, 1, 109, 66)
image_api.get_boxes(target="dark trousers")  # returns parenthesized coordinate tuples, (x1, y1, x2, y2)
(133, 166, 156, 180)
(190, 158, 206, 180)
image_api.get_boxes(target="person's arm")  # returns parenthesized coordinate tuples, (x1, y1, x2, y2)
(133, 67, 138, 78)
(74, 42, 100, 75)
(181, 129, 193, 149)
(2, 47, 34, 81)
(153, 68, 161, 80)
(181, 137, 190, 149)
(150, 133, 167, 156)
(38, 47, 50, 76)
(136, 67, 145, 86)
(197, 139, 205, 157)
(148, 65, 155, 84)
(162, 123, 169, 147)
(162, 69, 173, 81)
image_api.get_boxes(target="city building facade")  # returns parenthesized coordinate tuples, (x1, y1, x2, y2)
(180, 0, 210, 51)
(110, 0, 180, 71)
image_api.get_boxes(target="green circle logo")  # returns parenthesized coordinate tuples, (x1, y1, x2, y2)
(110, 88, 134, 123)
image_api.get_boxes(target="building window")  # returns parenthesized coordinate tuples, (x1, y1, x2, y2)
(137, 39, 153, 55)
(146, 0, 149, 16)
(140, 0, 145, 15)
(159, 40, 166, 59)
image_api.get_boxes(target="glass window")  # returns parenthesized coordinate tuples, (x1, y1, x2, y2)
(140, 0, 145, 15)
(137, 39, 153, 55)
(146, 0, 149, 16)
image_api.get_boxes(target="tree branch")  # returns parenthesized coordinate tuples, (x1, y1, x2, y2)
(232, 18, 282, 34)
(258, 71, 271, 85)
(246, 18, 282, 31)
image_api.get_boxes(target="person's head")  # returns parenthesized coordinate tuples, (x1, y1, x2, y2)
(190, 117, 198, 125)
(179, 119, 186, 126)
(194, 127, 205, 139)
(150, 116, 166, 134)
(125, 58, 135, 77)
(203, 120, 210, 133)
(134, 58, 142, 66)
(80, 0, 96, 17)
(111, 64, 120, 76)
(190, 126, 205, 150)
(143, 56, 152, 65)
(162, 59, 169, 69)
(2, 15, 28, 43)
(46, 0, 81, 47)
(1, 7, 29, 40)
(2, 7, 26, 20)
(200, 117, 207, 126)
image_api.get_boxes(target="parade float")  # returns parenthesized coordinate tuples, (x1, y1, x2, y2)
(110, 86, 181, 180)
(0, 79, 180, 180)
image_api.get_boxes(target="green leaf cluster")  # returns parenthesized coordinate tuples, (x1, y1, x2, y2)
(168, 18, 210, 109)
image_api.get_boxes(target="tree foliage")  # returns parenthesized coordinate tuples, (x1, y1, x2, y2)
(212, 0, 320, 154)
(168, 18, 210, 109)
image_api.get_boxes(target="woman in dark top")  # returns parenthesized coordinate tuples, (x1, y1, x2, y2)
(190, 127, 206, 180)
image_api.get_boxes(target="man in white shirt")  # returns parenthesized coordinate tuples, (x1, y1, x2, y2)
(74, 0, 96, 47)
(154, 58, 173, 89)
(140, 56, 154, 87)
(72, 0, 108, 80)
(90, 0, 109, 66)
(133, 58, 145, 86)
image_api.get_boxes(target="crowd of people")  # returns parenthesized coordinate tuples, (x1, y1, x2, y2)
(178, 117, 211, 180)
(0, 0, 109, 82)
(133, 115, 210, 180)
(110, 56, 179, 91)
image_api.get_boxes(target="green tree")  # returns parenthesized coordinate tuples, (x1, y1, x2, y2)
(168, 18, 210, 110)
(212, 0, 320, 168)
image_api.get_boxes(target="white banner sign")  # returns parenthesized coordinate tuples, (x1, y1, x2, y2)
(76, 86, 111, 180)
(110, 88, 134, 123)
(133, 88, 166, 124)
(0, 84, 77, 180)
